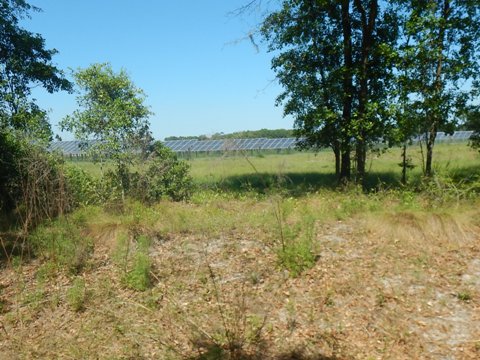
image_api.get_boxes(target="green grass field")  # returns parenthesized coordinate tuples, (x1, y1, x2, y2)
(72, 142, 480, 196)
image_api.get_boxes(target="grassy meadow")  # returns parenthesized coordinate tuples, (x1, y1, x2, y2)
(1, 142, 480, 359)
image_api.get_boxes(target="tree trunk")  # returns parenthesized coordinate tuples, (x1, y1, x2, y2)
(340, 0, 354, 183)
(333, 142, 341, 179)
(354, 0, 377, 183)
(426, 0, 449, 177)
(401, 142, 407, 185)
(425, 122, 437, 177)
(340, 146, 351, 183)
(355, 142, 367, 182)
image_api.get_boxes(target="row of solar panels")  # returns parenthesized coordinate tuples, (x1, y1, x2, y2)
(163, 137, 298, 152)
(49, 131, 474, 156)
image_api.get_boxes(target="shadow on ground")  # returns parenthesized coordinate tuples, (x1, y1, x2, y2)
(205, 171, 398, 196)
(200, 164, 480, 197)
(189, 345, 341, 360)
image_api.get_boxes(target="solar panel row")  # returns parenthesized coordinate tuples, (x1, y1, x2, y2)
(50, 131, 474, 156)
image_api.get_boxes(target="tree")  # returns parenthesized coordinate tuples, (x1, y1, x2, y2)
(60, 63, 152, 182)
(0, 0, 72, 141)
(261, 0, 398, 183)
(1, 0, 71, 215)
(396, 0, 480, 176)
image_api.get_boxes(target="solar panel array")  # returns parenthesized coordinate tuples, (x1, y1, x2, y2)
(413, 131, 473, 143)
(50, 131, 474, 156)
(163, 137, 297, 152)
(49, 140, 85, 155)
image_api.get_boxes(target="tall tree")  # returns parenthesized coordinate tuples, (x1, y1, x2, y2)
(262, 1, 346, 178)
(397, 0, 480, 176)
(0, 0, 72, 141)
(0, 0, 71, 214)
(261, 0, 398, 183)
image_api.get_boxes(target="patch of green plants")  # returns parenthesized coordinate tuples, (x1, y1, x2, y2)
(277, 237, 316, 278)
(124, 252, 152, 291)
(115, 234, 153, 292)
(272, 197, 317, 277)
(66, 277, 87, 312)
(29, 218, 93, 275)
(456, 291, 473, 302)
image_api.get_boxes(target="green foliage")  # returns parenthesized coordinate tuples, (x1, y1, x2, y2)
(419, 171, 480, 206)
(456, 291, 472, 302)
(260, 0, 480, 181)
(261, 0, 399, 181)
(277, 237, 316, 278)
(0, 134, 72, 230)
(64, 142, 194, 206)
(29, 218, 93, 274)
(464, 107, 480, 151)
(64, 166, 103, 207)
(273, 197, 317, 277)
(116, 234, 153, 292)
(130, 142, 194, 202)
(0, 130, 26, 213)
(60, 63, 152, 170)
(395, 0, 480, 175)
(124, 252, 152, 291)
(0, 0, 71, 232)
(0, 0, 71, 141)
(66, 277, 87, 312)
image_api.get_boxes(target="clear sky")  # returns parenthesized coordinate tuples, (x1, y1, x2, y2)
(24, 0, 291, 140)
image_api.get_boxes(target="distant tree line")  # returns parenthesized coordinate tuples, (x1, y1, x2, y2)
(164, 128, 294, 141)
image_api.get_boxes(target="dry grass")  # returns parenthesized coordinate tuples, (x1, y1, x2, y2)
(0, 192, 479, 359)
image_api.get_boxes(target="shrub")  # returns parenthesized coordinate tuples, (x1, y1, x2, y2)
(272, 197, 317, 277)
(0, 131, 71, 229)
(130, 141, 194, 203)
(64, 166, 103, 206)
(277, 237, 316, 278)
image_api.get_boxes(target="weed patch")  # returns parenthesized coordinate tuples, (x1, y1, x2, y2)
(115, 233, 153, 291)
(66, 277, 87, 312)
(29, 218, 93, 274)
(272, 197, 318, 277)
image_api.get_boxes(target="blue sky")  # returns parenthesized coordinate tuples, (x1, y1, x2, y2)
(25, 0, 291, 140)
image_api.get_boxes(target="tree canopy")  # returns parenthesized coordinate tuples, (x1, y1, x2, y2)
(260, 0, 480, 182)
(261, 0, 399, 182)
(0, 0, 71, 214)
(60, 63, 152, 167)
(0, 0, 72, 141)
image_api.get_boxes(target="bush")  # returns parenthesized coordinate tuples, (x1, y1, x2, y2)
(0, 132, 72, 230)
(124, 252, 152, 291)
(65, 166, 103, 206)
(0, 130, 25, 214)
(130, 142, 194, 203)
